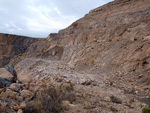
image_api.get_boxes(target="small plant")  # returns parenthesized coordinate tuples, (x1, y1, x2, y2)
(110, 95, 122, 104)
(129, 68, 136, 72)
(142, 108, 150, 113)
(142, 105, 150, 113)
(65, 83, 74, 92)
(84, 96, 90, 102)
(129, 98, 135, 104)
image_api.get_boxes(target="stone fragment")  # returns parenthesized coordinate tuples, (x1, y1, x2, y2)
(17, 109, 23, 113)
(20, 90, 34, 101)
(9, 83, 20, 92)
(13, 105, 22, 111)
(56, 76, 62, 82)
(1, 88, 18, 99)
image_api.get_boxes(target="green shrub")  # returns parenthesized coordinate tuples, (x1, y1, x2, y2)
(142, 108, 150, 113)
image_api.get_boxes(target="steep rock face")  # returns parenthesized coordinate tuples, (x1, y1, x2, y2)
(0, 33, 40, 67)
(44, 0, 150, 75)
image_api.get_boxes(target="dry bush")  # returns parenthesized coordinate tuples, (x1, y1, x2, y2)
(24, 84, 75, 113)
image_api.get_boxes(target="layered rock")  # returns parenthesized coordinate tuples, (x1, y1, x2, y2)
(0, 33, 41, 67)
(0, 0, 150, 112)
(44, 0, 150, 75)
(1, 0, 149, 82)
(6, 0, 149, 76)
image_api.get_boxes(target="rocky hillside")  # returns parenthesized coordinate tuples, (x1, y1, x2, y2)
(49, 0, 150, 74)
(0, 33, 41, 67)
(0, 0, 150, 113)
(22, 0, 150, 75)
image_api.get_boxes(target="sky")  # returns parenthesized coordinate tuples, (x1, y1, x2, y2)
(0, 0, 113, 38)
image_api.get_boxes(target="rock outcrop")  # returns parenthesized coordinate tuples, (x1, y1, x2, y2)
(0, 33, 41, 67)
(0, 0, 150, 112)
(30, 0, 150, 75)
(0, 68, 14, 87)
(6, 0, 149, 76)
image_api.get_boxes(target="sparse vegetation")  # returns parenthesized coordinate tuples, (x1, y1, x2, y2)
(129, 68, 136, 72)
(65, 83, 74, 92)
(142, 105, 150, 113)
(24, 84, 75, 113)
(110, 95, 122, 104)
(129, 98, 135, 104)
(142, 108, 150, 113)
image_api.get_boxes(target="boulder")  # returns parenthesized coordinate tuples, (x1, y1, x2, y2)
(9, 83, 20, 92)
(20, 102, 26, 109)
(0, 68, 14, 87)
(16, 95, 23, 102)
(0, 68, 14, 82)
(13, 104, 26, 111)
(1, 88, 18, 99)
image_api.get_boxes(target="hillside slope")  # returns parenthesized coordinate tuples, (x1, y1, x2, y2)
(28, 0, 150, 75)
(0, 0, 150, 112)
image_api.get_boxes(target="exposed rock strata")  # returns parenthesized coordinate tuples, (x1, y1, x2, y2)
(0, 0, 150, 112)
(0, 33, 41, 67)
(38, 0, 150, 75)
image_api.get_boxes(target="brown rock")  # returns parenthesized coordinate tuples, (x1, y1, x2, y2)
(20, 102, 26, 109)
(17, 109, 23, 113)
(39, 80, 47, 87)
(62, 100, 70, 109)
(143, 36, 150, 41)
(1, 88, 18, 99)
(32, 86, 39, 93)
(17, 72, 32, 83)
(0, 68, 14, 82)
(23, 83, 29, 89)
(0, 33, 40, 68)
(9, 83, 20, 92)
(20, 90, 34, 101)
(56, 76, 62, 82)
(13, 105, 22, 111)
(0, 88, 5, 93)
(49, 76, 55, 83)
(86, 80, 93, 85)
(29, 83, 35, 91)
(16, 95, 23, 101)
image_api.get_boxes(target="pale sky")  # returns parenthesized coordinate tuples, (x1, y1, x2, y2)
(0, 0, 113, 38)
